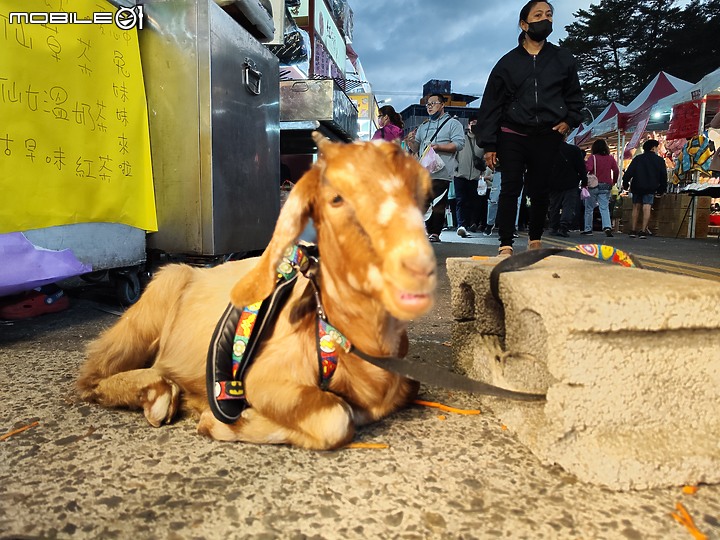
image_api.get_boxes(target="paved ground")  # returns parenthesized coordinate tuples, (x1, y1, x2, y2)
(1, 231, 719, 539)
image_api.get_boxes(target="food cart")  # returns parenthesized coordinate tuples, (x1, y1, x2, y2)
(1, 0, 281, 304)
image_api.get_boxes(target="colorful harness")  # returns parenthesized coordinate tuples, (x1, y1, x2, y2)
(206, 244, 352, 424)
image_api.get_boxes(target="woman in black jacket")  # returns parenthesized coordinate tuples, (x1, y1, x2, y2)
(476, 0, 583, 256)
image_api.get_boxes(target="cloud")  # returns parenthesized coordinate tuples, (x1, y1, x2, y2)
(350, 0, 596, 111)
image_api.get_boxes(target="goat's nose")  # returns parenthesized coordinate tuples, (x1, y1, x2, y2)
(402, 253, 436, 279)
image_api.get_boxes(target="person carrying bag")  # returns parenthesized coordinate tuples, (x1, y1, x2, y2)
(405, 94, 465, 242)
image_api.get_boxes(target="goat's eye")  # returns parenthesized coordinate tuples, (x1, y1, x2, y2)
(330, 194, 344, 207)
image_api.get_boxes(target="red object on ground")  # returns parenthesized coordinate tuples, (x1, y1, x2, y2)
(0, 290, 70, 320)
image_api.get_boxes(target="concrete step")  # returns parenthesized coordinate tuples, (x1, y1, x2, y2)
(447, 254, 720, 490)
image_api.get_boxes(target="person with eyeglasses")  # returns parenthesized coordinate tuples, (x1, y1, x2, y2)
(372, 105, 404, 143)
(406, 93, 465, 243)
(475, 0, 583, 257)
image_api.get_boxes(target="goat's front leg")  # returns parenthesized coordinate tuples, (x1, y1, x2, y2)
(81, 368, 181, 428)
(197, 385, 355, 450)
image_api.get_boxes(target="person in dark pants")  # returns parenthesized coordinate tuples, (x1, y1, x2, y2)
(454, 115, 487, 237)
(548, 140, 586, 237)
(475, 0, 583, 256)
(406, 94, 465, 243)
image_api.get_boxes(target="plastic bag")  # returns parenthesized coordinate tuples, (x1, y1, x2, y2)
(419, 145, 446, 174)
(476, 178, 487, 196)
(423, 188, 448, 221)
(580, 187, 591, 200)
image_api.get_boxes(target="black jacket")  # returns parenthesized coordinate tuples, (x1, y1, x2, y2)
(551, 142, 587, 192)
(476, 42, 584, 152)
(622, 152, 667, 195)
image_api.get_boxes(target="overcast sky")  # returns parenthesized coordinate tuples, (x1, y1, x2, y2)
(349, 0, 599, 112)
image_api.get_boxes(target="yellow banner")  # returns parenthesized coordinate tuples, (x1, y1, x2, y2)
(0, 0, 157, 233)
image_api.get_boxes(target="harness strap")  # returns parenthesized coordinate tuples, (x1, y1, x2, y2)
(317, 317, 351, 389)
(206, 244, 314, 424)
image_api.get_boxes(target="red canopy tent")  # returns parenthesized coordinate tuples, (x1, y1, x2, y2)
(569, 102, 627, 145)
(619, 72, 694, 131)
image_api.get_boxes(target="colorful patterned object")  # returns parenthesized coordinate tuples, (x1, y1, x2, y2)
(216, 243, 352, 402)
(317, 318, 352, 389)
(277, 244, 310, 280)
(674, 132, 716, 182)
(569, 244, 639, 268)
(232, 301, 262, 380)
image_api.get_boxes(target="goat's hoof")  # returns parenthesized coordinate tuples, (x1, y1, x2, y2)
(141, 378, 180, 427)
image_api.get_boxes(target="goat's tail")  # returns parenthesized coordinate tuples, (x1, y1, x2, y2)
(77, 264, 195, 400)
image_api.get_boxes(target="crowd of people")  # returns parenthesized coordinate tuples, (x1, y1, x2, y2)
(387, 0, 670, 253)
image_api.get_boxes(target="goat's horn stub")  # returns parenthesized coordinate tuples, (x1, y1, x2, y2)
(312, 131, 328, 152)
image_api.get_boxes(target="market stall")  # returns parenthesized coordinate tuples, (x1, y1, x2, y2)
(567, 72, 720, 238)
(1, 0, 283, 306)
(0, 0, 155, 303)
(648, 67, 720, 238)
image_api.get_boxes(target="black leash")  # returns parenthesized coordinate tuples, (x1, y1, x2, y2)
(206, 243, 550, 422)
(350, 346, 546, 402)
(489, 247, 644, 303)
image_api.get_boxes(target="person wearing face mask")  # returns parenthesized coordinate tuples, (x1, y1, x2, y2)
(372, 105, 404, 143)
(475, 0, 583, 257)
(406, 93, 465, 243)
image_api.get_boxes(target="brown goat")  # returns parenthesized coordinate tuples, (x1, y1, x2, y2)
(77, 134, 437, 450)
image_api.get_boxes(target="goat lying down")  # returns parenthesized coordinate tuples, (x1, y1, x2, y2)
(77, 134, 437, 450)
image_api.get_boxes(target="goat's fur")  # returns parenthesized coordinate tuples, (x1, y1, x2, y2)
(77, 134, 437, 450)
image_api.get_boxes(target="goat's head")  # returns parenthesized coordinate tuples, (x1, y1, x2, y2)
(231, 133, 436, 321)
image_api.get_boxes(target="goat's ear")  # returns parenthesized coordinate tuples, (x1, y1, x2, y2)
(230, 167, 318, 307)
(312, 131, 329, 154)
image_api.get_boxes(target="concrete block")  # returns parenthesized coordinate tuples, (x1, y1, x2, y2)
(447, 255, 720, 490)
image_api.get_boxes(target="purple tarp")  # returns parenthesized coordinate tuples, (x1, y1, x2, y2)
(0, 233, 92, 296)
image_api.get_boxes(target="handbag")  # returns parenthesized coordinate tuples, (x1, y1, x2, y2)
(419, 145, 446, 173)
(417, 116, 453, 174)
(580, 186, 591, 200)
(587, 155, 599, 188)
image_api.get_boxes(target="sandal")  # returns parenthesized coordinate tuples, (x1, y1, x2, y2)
(0, 289, 69, 320)
(428, 234, 441, 243)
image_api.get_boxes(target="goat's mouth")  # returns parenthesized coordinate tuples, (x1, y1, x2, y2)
(391, 289, 434, 318)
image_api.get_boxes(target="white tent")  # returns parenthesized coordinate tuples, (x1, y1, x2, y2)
(650, 66, 720, 117)
(569, 102, 627, 145)
(571, 72, 693, 146)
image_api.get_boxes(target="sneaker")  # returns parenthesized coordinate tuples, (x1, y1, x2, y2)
(604, 228, 614, 237)
(580, 230, 593, 236)
(643, 228, 654, 237)
(528, 240, 542, 250)
(638, 231, 647, 239)
(628, 230, 637, 238)
(457, 226, 468, 238)
(428, 233, 441, 243)
(557, 228, 570, 238)
(482, 225, 493, 236)
(513, 231, 519, 238)
(468, 224, 478, 233)
(497, 246, 513, 258)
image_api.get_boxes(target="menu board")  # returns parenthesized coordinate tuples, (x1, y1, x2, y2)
(0, 0, 157, 233)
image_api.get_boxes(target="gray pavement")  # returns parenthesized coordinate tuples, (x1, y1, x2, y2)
(1, 232, 719, 539)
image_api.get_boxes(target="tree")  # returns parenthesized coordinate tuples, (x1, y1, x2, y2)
(560, 0, 720, 110)
(561, 0, 640, 108)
